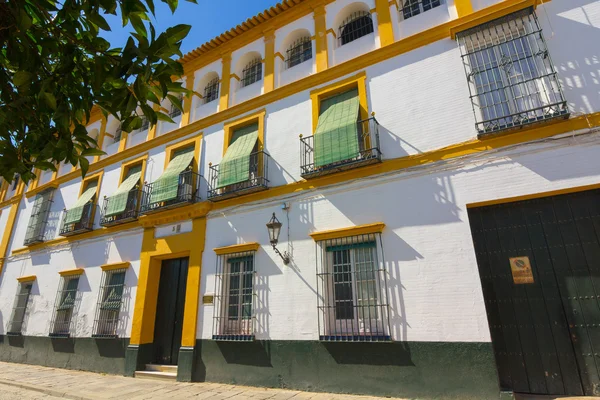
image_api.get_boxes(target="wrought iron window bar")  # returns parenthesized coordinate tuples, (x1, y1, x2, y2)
(49, 276, 80, 338)
(300, 116, 381, 179)
(113, 127, 122, 142)
(169, 97, 183, 118)
(204, 78, 220, 104)
(207, 150, 270, 202)
(316, 233, 391, 342)
(339, 11, 374, 46)
(213, 251, 256, 341)
(59, 201, 96, 236)
(399, 0, 442, 20)
(100, 188, 141, 227)
(7, 282, 33, 336)
(92, 268, 127, 338)
(456, 8, 568, 136)
(23, 189, 54, 246)
(140, 170, 202, 214)
(286, 37, 312, 69)
(240, 58, 262, 88)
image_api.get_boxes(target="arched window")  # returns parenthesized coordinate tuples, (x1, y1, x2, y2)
(203, 77, 220, 104)
(400, 0, 442, 20)
(285, 37, 312, 69)
(240, 58, 262, 88)
(339, 11, 374, 46)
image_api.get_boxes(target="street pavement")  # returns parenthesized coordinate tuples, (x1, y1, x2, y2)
(0, 362, 403, 400)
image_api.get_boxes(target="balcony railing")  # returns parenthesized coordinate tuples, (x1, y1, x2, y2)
(207, 151, 269, 201)
(300, 117, 381, 179)
(100, 189, 141, 227)
(60, 202, 96, 236)
(140, 170, 201, 214)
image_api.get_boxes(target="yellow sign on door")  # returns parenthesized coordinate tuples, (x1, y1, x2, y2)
(509, 256, 534, 284)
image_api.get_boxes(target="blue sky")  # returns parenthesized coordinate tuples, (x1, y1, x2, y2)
(101, 0, 282, 55)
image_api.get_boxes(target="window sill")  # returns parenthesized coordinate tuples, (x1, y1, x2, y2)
(49, 333, 71, 339)
(91, 334, 119, 339)
(212, 334, 255, 342)
(477, 109, 570, 140)
(319, 334, 391, 342)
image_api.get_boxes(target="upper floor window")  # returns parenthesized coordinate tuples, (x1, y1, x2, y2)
(285, 37, 312, 69)
(400, 0, 442, 20)
(204, 77, 220, 104)
(61, 178, 98, 236)
(169, 95, 183, 118)
(24, 188, 54, 246)
(456, 8, 568, 135)
(240, 58, 262, 88)
(113, 126, 123, 143)
(138, 116, 150, 132)
(339, 11, 374, 46)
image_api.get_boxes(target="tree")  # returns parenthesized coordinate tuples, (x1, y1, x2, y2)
(0, 0, 198, 183)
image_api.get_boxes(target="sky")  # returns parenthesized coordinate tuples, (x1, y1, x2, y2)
(101, 0, 283, 56)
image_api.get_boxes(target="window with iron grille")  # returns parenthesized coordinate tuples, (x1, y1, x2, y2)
(138, 117, 150, 132)
(49, 275, 80, 337)
(240, 58, 262, 88)
(7, 281, 33, 335)
(316, 233, 391, 342)
(92, 269, 127, 338)
(400, 0, 442, 20)
(456, 8, 568, 135)
(213, 251, 256, 341)
(24, 188, 54, 246)
(339, 11, 374, 46)
(113, 126, 122, 143)
(204, 78, 220, 104)
(285, 37, 312, 69)
(169, 96, 183, 118)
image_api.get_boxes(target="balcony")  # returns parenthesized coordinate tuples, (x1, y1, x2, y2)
(60, 202, 95, 236)
(100, 189, 141, 227)
(139, 170, 201, 214)
(207, 151, 269, 201)
(300, 116, 381, 179)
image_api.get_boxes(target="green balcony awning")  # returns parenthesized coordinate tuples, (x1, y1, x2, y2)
(104, 165, 142, 217)
(218, 123, 258, 188)
(149, 147, 194, 204)
(314, 89, 360, 168)
(64, 181, 98, 225)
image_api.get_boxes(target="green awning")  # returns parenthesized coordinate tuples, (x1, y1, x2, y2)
(64, 181, 98, 225)
(314, 89, 360, 168)
(104, 165, 142, 217)
(217, 123, 258, 188)
(149, 147, 194, 204)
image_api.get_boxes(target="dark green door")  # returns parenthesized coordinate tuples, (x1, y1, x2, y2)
(153, 257, 189, 365)
(468, 190, 600, 396)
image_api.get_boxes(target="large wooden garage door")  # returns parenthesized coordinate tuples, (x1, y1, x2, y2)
(468, 190, 600, 396)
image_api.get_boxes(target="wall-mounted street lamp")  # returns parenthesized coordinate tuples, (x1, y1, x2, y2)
(266, 212, 290, 265)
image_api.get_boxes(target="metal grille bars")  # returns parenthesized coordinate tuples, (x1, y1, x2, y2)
(92, 269, 127, 338)
(207, 151, 270, 201)
(213, 251, 256, 341)
(339, 11, 374, 46)
(285, 37, 312, 69)
(316, 233, 391, 342)
(204, 78, 220, 104)
(7, 282, 33, 335)
(140, 170, 202, 214)
(456, 8, 568, 135)
(49, 276, 80, 337)
(60, 202, 96, 236)
(24, 188, 54, 246)
(240, 58, 262, 88)
(400, 0, 442, 20)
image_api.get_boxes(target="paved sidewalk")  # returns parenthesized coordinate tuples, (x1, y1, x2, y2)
(0, 362, 402, 400)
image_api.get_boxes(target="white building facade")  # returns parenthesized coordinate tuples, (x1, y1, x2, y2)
(1, 0, 600, 398)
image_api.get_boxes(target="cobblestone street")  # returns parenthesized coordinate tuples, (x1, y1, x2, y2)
(0, 362, 403, 400)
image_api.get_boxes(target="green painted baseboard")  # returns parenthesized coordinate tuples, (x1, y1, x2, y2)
(0, 335, 129, 375)
(192, 340, 500, 399)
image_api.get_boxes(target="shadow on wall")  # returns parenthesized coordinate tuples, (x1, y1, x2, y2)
(216, 340, 272, 367)
(322, 341, 413, 366)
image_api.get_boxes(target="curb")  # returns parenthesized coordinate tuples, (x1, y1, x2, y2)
(0, 378, 94, 400)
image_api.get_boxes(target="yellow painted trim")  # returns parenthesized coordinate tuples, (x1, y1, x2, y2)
(222, 109, 266, 157)
(230, 73, 241, 81)
(130, 217, 206, 347)
(59, 268, 85, 276)
(147, 104, 160, 141)
(181, 73, 196, 126)
(94, 117, 108, 163)
(163, 135, 202, 174)
(101, 261, 131, 271)
(313, 4, 328, 73)
(451, 0, 536, 39)
(375, 0, 395, 47)
(310, 71, 368, 133)
(310, 223, 386, 241)
(119, 154, 148, 187)
(0, 181, 8, 203)
(264, 33, 276, 93)
(219, 54, 232, 112)
(455, 0, 474, 18)
(0, 199, 21, 276)
(25, 182, 58, 199)
(274, 52, 285, 61)
(77, 170, 104, 226)
(325, 28, 337, 39)
(17, 275, 36, 283)
(214, 242, 260, 255)
(30, 169, 41, 191)
(118, 130, 128, 153)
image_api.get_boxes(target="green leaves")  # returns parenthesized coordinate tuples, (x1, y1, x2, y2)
(0, 0, 197, 183)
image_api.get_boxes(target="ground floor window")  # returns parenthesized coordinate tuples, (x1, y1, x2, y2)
(213, 250, 256, 341)
(7, 281, 34, 335)
(92, 268, 127, 338)
(49, 275, 80, 337)
(316, 233, 391, 341)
